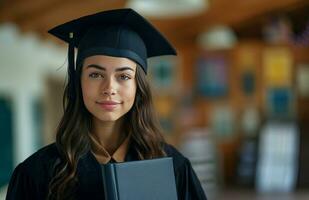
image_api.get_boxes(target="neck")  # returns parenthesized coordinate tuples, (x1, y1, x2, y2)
(91, 117, 127, 155)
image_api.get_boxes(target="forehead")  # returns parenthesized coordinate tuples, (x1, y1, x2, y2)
(83, 55, 137, 70)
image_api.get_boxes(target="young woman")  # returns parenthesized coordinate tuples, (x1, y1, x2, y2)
(6, 8, 207, 200)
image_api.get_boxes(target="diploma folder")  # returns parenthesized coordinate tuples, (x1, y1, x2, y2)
(101, 157, 178, 200)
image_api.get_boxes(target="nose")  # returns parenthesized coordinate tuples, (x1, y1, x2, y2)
(103, 90, 116, 96)
(101, 77, 116, 96)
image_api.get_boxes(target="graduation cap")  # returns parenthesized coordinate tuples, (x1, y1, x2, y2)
(48, 8, 177, 74)
(48, 8, 176, 99)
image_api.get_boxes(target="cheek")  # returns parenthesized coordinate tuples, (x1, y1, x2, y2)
(121, 82, 137, 101)
(81, 79, 95, 102)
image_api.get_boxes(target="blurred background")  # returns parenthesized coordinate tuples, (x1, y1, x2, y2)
(1, 0, 309, 199)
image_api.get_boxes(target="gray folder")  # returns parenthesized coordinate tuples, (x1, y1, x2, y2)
(101, 157, 178, 200)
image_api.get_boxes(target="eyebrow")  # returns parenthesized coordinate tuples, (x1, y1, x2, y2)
(86, 64, 135, 72)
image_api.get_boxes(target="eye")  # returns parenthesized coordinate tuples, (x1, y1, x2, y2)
(119, 74, 131, 80)
(89, 72, 103, 79)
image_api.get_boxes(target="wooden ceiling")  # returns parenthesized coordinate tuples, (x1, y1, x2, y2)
(1, 0, 308, 45)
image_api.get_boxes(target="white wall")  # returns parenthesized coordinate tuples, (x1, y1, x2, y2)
(0, 23, 66, 165)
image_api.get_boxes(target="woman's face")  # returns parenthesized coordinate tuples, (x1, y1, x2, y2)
(81, 55, 137, 122)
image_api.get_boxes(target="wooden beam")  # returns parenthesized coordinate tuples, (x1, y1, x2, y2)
(176, 0, 309, 39)
(2, 0, 308, 45)
(0, 0, 63, 21)
(1, 0, 127, 32)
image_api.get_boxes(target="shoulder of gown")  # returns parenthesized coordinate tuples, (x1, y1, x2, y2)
(163, 143, 207, 200)
(6, 143, 59, 200)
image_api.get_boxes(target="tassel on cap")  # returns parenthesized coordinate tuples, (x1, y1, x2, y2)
(68, 32, 76, 100)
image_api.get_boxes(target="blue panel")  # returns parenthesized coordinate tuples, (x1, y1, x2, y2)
(0, 97, 13, 187)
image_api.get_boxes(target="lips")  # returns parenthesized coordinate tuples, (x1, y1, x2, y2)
(96, 100, 121, 111)
(97, 100, 120, 105)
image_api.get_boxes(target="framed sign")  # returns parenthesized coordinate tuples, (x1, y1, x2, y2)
(266, 87, 295, 118)
(263, 48, 292, 87)
(148, 55, 179, 94)
(196, 56, 228, 97)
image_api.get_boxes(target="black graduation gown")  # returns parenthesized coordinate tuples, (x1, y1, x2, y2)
(6, 143, 207, 200)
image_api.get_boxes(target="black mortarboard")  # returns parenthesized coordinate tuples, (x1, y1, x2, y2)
(48, 8, 176, 72)
(48, 8, 176, 100)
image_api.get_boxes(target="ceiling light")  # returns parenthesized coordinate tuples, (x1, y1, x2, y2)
(126, 0, 208, 18)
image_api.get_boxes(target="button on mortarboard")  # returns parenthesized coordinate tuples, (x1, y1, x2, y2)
(48, 8, 177, 74)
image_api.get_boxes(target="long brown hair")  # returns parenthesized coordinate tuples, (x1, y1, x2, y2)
(47, 62, 166, 199)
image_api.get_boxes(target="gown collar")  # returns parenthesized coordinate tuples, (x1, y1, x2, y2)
(88, 133, 131, 164)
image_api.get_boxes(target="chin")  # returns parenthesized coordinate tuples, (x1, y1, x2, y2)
(94, 113, 123, 122)
(97, 116, 119, 122)
(90, 108, 131, 123)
